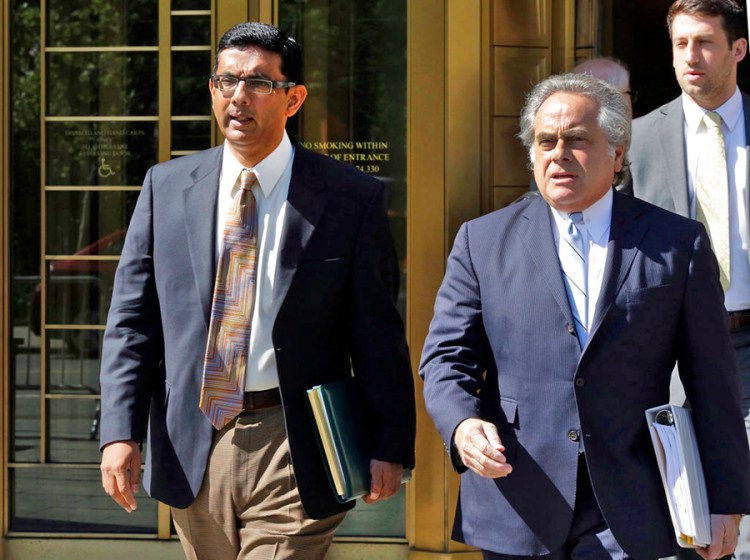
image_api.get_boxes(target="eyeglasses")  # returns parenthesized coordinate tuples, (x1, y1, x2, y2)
(211, 74, 297, 96)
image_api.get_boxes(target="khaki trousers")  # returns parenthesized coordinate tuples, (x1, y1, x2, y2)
(171, 406, 345, 560)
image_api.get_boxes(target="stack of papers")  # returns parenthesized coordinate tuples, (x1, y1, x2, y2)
(645, 404, 711, 548)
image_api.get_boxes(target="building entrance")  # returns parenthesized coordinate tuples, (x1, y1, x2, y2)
(3, 0, 408, 557)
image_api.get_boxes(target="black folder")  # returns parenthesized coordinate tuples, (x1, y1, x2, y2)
(306, 377, 411, 502)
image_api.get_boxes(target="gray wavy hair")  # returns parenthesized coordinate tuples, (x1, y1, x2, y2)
(518, 72, 631, 186)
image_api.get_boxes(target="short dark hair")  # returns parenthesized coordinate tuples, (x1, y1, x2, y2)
(212, 22, 303, 83)
(668, 0, 747, 45)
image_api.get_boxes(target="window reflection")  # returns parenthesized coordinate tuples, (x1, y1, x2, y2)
(11, 391, 40, 463)
(172, 120, 211, 152)
(47, 52, 158, 117)
(172, 51, 212, 116)
(49, 399, 102, 463)
(47, 0, 158, 47)
(172, 15, 211, 46)
(46, 121, 158, 186)
(47, 191, 137, 255)
(44, 258, 117, 327)
(279, 0, 408, 537)
(11, 468, 158, 533)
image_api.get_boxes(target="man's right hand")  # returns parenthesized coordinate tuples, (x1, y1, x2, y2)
(453, 418, 512, 478)
(100, 440, 142, 512)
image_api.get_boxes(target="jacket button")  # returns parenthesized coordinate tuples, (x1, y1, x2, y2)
(568, 429, 580, 442)
(575, 377, 585, 387)
(567, 323, 575, 334)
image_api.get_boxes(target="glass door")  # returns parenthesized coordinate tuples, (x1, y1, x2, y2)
(278, 0, 408, 539)
(5, 0, 409, 550)
(8, 0, 213, 539)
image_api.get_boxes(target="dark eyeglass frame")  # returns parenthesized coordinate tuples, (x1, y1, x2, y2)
(211, 74, 297, 95)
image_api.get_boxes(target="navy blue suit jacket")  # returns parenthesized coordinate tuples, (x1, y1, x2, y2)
(99, 144, 416, 518)
(420, 191, 750, 558)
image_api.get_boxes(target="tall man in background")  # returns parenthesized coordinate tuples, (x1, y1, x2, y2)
(625, 2, 750, 554)
(98, 21, 415, 560)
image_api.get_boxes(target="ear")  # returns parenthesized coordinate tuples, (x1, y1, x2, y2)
(208, 76, 215, 95)
(613, 145, 625, 172)
(285, 85, 308, 117)
(733, 38, 747, 63)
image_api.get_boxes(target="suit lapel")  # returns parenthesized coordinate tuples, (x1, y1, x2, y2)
(518, 197, 576, 327)
(271, 146, 326, 320)
(587, 191, 648, 343)
(659, 98, 691, 216)
(181, 146, 222, 328)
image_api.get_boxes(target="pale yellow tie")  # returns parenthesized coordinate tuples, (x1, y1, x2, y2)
(695, 111, 730, 290)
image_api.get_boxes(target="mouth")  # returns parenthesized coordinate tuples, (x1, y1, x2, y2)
(684, 70, 704, 80)
(550, 172, 577, 183)
(229, 113, 254, 126)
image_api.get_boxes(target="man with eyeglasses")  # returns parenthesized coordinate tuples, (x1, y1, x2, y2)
(98, 21, 415, 560)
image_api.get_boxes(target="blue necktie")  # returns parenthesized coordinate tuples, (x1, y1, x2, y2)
(560, 212, 588, 347)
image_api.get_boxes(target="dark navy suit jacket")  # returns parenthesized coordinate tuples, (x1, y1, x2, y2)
(420, 191, 750, 558)
(99, 143, 416, 518)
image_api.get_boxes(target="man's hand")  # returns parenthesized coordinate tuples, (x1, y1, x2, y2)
(100, 440, 142, 513)
(696, 514, 742, 560)
(363, 460, 404, 504)
(453, 418, 512, 478)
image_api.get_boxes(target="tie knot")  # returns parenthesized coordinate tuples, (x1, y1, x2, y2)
(704, 111, 722, 130)
(569, 212, 584, 226)
(240, 168, 257, 191)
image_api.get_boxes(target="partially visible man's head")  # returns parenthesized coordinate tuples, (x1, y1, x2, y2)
(209, 22, 308, 168)
(572, 57, 632, 116)
(519, 73, 629, 213)
(667, 0, 747, 109)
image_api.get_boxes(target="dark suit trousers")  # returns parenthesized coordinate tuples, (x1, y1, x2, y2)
(171, 406, 345, 560)
(482, 457, 629, 560)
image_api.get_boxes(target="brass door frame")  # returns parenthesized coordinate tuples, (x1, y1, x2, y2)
(1, 0, 9, 543)
(406, 1, 484, 557)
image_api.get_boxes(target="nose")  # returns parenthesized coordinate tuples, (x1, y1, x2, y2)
(231, 80, 250, 105)
(684, 40, 700, 65)
(551, 139, 569, 161)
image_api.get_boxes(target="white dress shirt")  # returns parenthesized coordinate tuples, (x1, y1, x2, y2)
(683, 88, 750, 311)
(550, 188, 613, 337)
(217, 131, 294, 391)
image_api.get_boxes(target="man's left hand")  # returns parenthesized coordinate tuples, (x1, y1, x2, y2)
(363, 460, 403, 504)
(696, 514, 742, 560)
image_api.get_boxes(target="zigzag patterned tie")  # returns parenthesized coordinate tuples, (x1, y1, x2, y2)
(200, 169, 258, 429)
(695, 111, 730, 290)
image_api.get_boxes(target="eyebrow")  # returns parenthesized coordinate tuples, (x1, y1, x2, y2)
(535, 128, 590, 141)
(218, 71, 273, 80)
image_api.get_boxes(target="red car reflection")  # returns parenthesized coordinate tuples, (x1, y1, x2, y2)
(31, 229, 125, 349)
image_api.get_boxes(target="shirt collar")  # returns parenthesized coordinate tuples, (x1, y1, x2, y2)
(550, 187, 613, 245)
(221, 130, 294, 198)
(682, 86, 742, 133)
